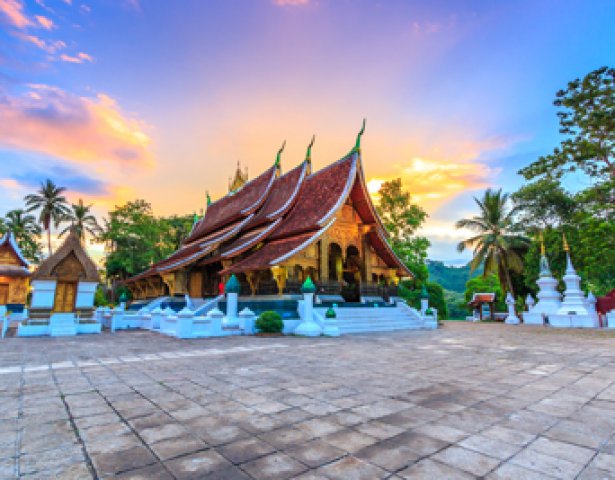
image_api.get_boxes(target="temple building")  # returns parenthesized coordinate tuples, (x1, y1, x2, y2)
(126, 128, 411, 302)
(0, 231, 30, 315)
(30, 229, 101, 320)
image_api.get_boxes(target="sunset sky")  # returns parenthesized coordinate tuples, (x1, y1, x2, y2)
(1, 0, 614, 263)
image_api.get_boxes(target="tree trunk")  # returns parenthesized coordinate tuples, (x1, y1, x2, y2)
(46, 228, 53, 256)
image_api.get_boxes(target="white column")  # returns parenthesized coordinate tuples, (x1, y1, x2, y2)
(504, 292, 520, 325)
(295, 292, 321, 336)
(223, 292, 239, 327)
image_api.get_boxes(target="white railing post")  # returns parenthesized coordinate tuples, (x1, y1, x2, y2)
(294, 277, 322, 337)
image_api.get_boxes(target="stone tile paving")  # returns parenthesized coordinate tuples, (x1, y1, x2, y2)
(0, 323, 614, 479)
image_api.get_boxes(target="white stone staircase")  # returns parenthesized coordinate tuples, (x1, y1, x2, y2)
(49, 313, 77, 336)
(315, 305, 428, 334)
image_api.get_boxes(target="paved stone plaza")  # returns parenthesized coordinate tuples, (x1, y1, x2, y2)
(1, 323, 614, 480)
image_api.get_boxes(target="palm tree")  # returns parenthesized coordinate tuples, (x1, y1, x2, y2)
(24, 179, 70, 255)
(59, 199, 102, 241)
(456, 188, 530, 297)
(0, 209, 43, 262)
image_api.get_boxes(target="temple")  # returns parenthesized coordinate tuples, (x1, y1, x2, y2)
(126, 129, 410, 303)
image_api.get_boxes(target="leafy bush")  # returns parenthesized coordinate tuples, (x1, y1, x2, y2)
(399, 280, 448, 319)
(255, 311, 283, 334)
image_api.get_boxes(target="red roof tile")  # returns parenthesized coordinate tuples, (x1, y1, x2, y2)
(270, 154, 357, 240)
(185, 165, 276, 244)
(223, 222, 333, 274)
(248, 163, 306, 229)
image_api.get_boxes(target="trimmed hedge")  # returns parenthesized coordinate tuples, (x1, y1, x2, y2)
(255, 310, 284, 334)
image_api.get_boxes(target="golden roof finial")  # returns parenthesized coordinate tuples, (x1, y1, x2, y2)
(563, 233, 570, 252)
(540, 232, 545, 256)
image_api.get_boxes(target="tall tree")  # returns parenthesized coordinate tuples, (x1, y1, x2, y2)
(519, 66, 614, 182)
(456, 189, 530, 297)
(59, 199, 102, 241)
(376, 179, 430, 283)
(24, 179, 70, 255)
(0, 209, 43, 262)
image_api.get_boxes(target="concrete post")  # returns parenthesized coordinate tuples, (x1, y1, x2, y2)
(176, 307, 194, 338)
(223, 274, 240, 328)
(504, 292, 520, 324)
(239, 307, 256, 334)
(322, 305, 340, 337)
(294, 277, 322, 337)
(150, 307, 163, 329)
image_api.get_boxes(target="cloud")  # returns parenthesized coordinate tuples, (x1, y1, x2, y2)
(273, 0, 309, 6)
(0, 0, 31, 28)
(0, 84, 154, 168)
(35, 14, 53, 29)
(13, 31, 66, 53)
(59, 52, 93, 63)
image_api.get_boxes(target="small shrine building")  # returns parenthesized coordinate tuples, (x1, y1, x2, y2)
(30, 229, 101, 319)
(0, 231, 30, 314)
(126, 129, 411, 301)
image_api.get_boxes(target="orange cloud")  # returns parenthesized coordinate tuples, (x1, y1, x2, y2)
(60, 52, 93, 63)
(0, 0, 31, 28)
(35, 14, 53, 29)
(0, 84, 154, 169)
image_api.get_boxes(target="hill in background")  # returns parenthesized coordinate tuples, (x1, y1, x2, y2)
(427, 260, 482, 293)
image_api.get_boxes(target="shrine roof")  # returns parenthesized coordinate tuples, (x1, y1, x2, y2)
(32, 229, 100, 282)
(221, 218, 282, 259)
(468, 293, 496, 306)
(0, 231, 30, 269)
(247, 163, 306, 229)
(222, 220, 334, 274)
(185, 165, 276, 244)
(269, 153, 357, 240)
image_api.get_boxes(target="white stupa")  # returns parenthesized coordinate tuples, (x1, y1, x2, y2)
(550, 235, 598, 328)
(523, 237, 561, 325)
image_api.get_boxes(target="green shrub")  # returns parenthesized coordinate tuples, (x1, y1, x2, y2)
(255, 311, 283, 334)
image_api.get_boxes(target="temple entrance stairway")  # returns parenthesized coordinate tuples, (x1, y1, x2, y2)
(315, 305, 426, 334)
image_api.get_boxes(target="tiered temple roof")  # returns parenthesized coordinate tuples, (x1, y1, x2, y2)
(127, 136, 410, 284)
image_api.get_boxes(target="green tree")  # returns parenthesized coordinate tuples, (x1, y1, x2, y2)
(399, 280, 448, 318)
(376, 178, 430, 283)
(456, 188, 530, 297)
(24, 179, 70, 255)
(0, 209, 43, 262)
(100, 200, 165, 280)
(59, 199, 103, 241)
(100, 200, 195, 281)
(511, 179, 576, 231)
(519, 66, 614, 182)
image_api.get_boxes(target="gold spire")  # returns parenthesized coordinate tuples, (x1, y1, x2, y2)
(229, 161, 248, 192)
(540, 232, 545, 256)
(563, 233, 569, 252)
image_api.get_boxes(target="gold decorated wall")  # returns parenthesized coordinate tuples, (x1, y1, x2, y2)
(0, 276, 29, 306)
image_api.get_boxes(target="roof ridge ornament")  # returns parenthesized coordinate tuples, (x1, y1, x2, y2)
(206, 191, 211, 207)
(275, 140, 286, 176)
(305, 135, 315, 174)
(351, 118, 366, 154)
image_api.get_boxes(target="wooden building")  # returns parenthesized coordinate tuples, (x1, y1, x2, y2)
(30, 229, 101, 319)
(0, 231, 30, 314)
(126, 129, 411, 301)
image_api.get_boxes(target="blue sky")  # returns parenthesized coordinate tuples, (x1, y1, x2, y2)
(1, 0, 614, 261)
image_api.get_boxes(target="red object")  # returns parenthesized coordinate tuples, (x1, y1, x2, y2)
(596, 289, 615, 315)
(218, 281, 225, 295)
